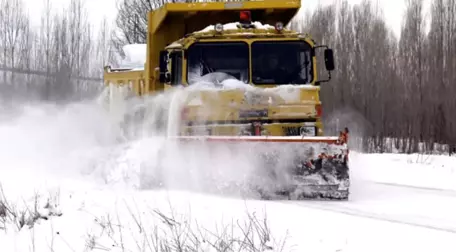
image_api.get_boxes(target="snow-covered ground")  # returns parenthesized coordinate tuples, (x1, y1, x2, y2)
(1, 90, 456, 252)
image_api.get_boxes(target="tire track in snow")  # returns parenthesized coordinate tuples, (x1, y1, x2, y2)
(285, 201, 456, 234)
(371, 181, 456, 196)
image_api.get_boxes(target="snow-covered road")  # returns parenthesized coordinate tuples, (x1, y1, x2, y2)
(1, 149, 455, 252)
(1, 100, 456, 251)
(292, 180, 456, 233)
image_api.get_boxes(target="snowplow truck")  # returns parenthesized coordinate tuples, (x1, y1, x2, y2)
(103, 0, 350, 200)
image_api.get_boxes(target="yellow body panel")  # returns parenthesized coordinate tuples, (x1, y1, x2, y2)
(181, 87, 320, 119)
(103, 67, 146, 95)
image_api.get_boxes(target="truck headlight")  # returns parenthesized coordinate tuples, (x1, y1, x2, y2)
(214, 23, 223, 33)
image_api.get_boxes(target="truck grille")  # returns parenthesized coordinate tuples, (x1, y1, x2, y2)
(283, 126, 301, 136)
(283, 126, 317, 136)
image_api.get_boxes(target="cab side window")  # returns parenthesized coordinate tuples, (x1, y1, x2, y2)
(170, 51, 183, 85)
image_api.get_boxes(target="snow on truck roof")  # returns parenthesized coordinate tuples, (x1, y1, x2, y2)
(118, 43, 147, 70)
(194, 21, 276, 33)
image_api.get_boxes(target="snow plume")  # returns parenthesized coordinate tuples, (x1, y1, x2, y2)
(92, 82, 266, 197)
(0, 78, 331, 199)
(323, 106, 372, 151)
(0, 80, 258, 197)
(95, 80, 347, 198)
(0, 97, 119, 188)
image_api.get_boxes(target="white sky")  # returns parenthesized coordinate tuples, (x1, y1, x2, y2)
(24, 0, 118, 31)
(22, 0, 433, 37)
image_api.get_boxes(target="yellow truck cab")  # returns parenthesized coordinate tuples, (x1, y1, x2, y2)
(104, 0, 335, 138)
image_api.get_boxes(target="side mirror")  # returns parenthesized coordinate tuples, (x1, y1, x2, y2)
(159, 50, 169, 83)
(324, 49, 335, 71)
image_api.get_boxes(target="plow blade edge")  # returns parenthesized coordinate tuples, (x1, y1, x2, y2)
(173, 135, 350, 201)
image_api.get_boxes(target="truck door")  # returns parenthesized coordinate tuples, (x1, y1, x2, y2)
(170, 51, 183, 86)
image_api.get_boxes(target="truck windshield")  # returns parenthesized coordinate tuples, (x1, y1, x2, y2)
(187, 42, 249, 85)
(251, 41, 313, 85)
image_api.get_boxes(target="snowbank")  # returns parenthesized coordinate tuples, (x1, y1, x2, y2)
(195, 21, 276, 33)
(1, 180, 456, 252)
(350, 151, 456, 191)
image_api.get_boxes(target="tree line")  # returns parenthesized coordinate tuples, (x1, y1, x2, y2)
(0, 0, 117, 103)
(290, 0, 456, 154)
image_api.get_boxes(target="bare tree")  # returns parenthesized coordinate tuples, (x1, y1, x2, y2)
(0, 0, 31, 100)
(92, 17, 118, 77)
(111, 0, 253, 55)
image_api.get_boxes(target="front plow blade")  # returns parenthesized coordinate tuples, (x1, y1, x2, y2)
(173, 135, 350, 201)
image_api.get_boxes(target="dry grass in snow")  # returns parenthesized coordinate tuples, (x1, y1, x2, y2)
(86, 203, 287, 252)
(0, 185, 62, 232)
(0, 184, 289, 252)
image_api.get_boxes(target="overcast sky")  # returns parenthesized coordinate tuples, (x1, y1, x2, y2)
(22, 0, 434, 37)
